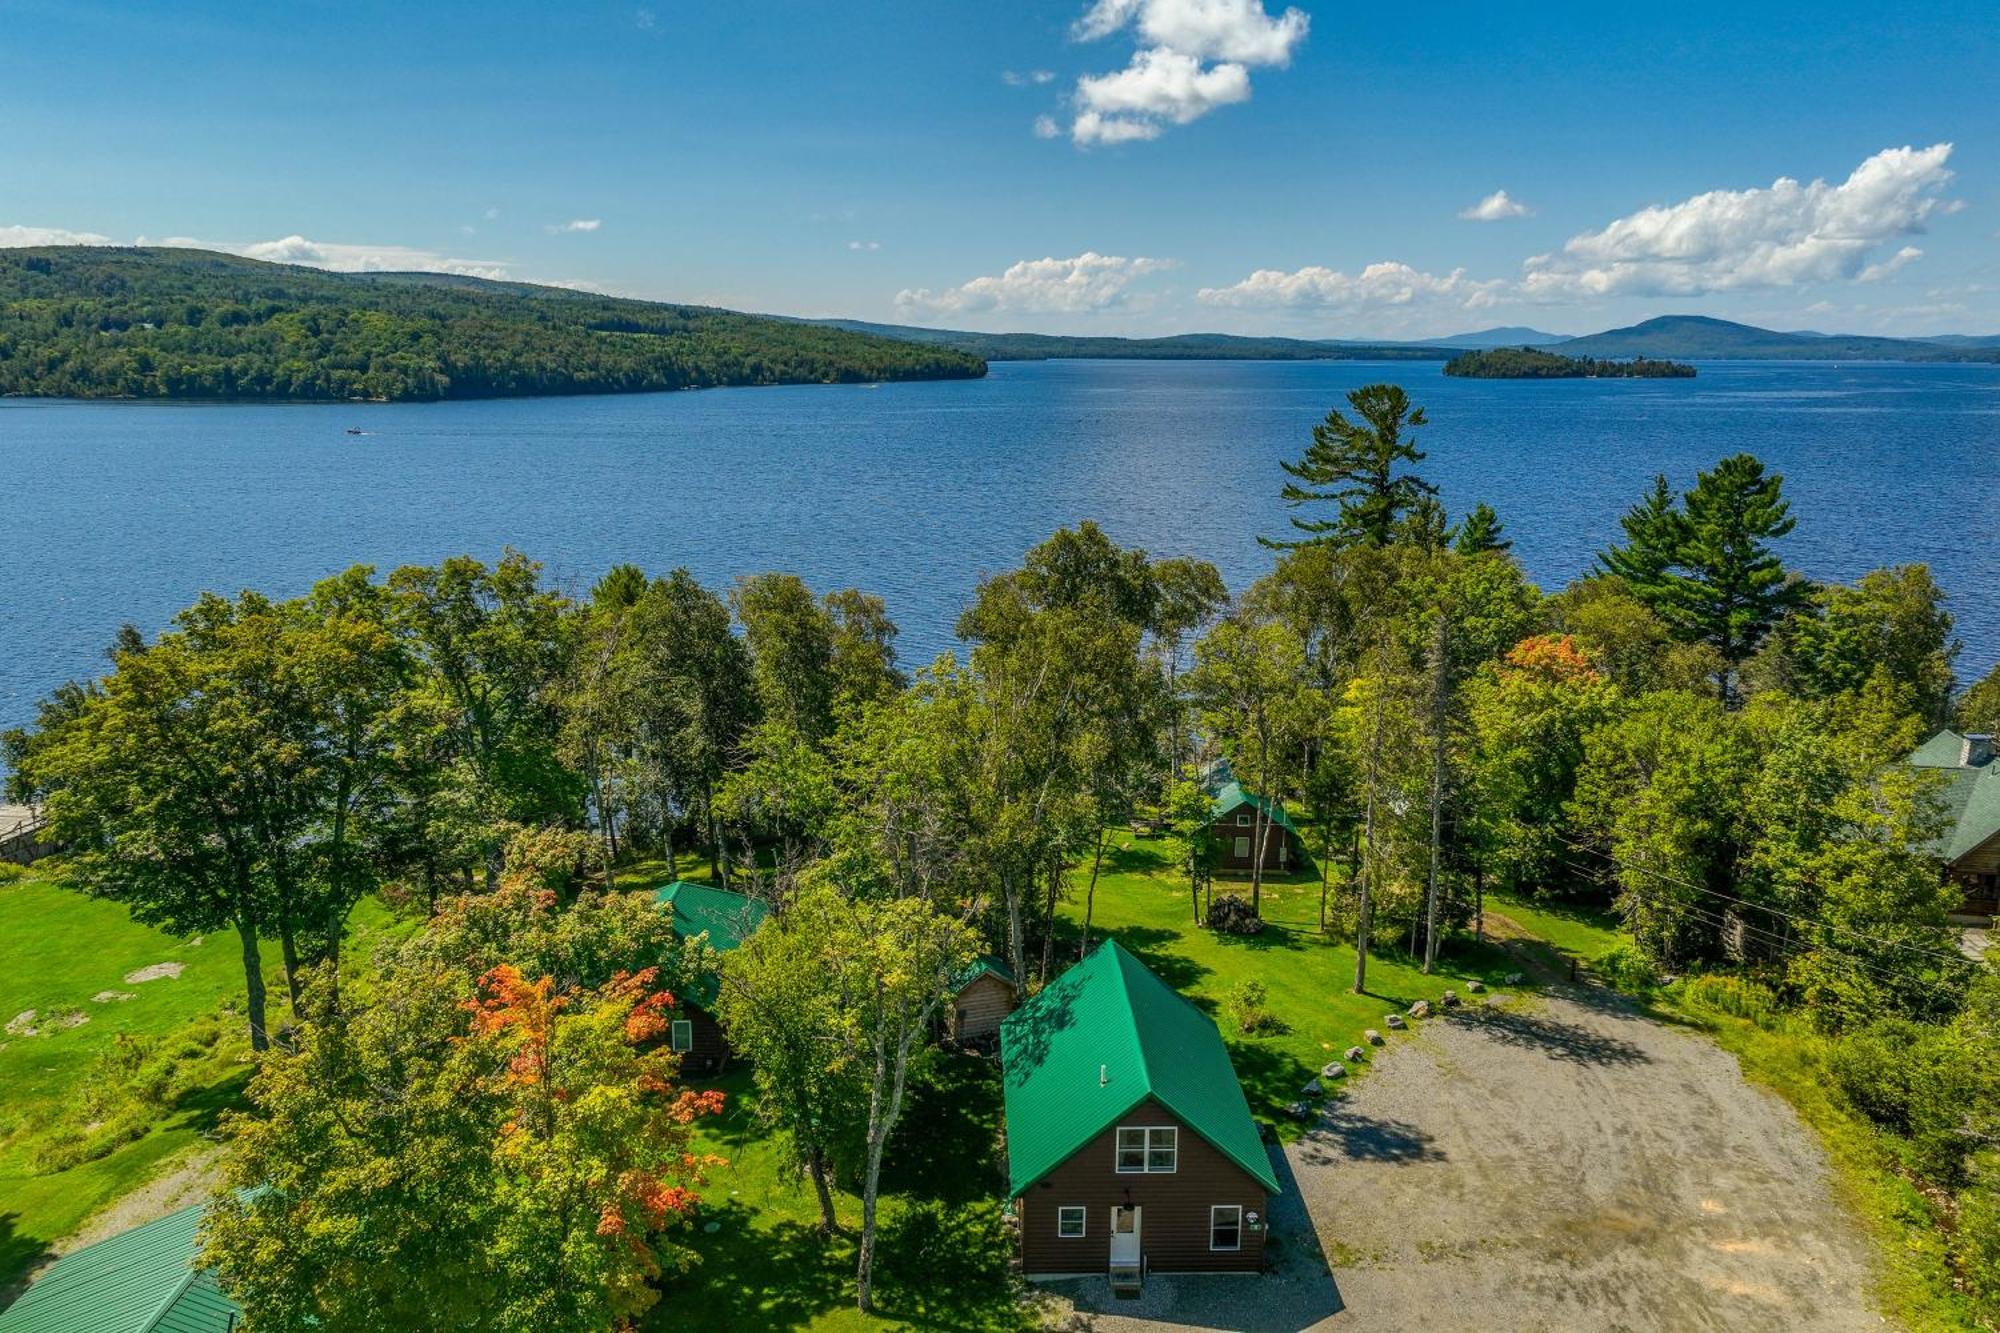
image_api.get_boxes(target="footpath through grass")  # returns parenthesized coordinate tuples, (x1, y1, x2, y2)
(0, 871, 410, 1289)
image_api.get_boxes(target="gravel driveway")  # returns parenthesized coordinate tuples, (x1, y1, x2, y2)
(1051, 977, 1881, 1332)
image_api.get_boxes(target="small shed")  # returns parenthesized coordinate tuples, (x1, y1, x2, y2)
(0, 1203, 238, 1333)
(1001, 941, 1279, 1287)
(1909, 730, 2000, 922)
(655, 879, 772, 1072)
(948, 954, 1019, 1042)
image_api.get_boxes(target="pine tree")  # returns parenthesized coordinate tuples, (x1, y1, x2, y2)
(1452, 502, 1511, 555)
(1658, 454, 1808, 697)
(1268, 383, 1436, 548)
(1597, 474, 1683, 592)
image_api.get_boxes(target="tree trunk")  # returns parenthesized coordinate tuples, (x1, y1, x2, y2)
(808, 1145, 838, 1237)
(277, 911, 305, 1014)
(1249, 727, 1269, 915)
(1355, 636, 1388, 996)
(1078, 829, 1108, 959)
(1003, 869, 1028, 995)
(856, 1021, 920, 1312)
(236, 915, 269, 1053)
(1423, 613, 1449, 975)
(1474, 865, 1485, 944)
(1039, 859, 1059, 984)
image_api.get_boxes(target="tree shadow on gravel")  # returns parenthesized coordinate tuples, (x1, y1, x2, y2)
(1293, 1102, 1446, 1166)
(1455, 1003, 1651, 1067)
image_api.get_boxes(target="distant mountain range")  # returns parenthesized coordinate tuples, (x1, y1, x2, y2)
(813, 314, 2000, 365)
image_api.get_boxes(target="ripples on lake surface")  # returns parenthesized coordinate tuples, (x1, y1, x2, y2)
(2, 359, 1996, 728)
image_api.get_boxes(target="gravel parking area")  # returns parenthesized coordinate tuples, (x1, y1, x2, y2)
(1052, 979, 1881, 1332)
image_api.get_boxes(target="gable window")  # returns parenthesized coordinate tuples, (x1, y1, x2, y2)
(1210, 1205, 1242, 1251)
(1234, 836, 1251, 859)
(1116, 1125, 1176, 1173)
(1056, 1206, 1086, 1239)
(670, 1019, 694, 1052)
(1236, 811, 1252, 826)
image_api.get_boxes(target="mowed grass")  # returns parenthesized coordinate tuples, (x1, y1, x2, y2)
(0, 871, 411, 1287)
(654, 1057, 1038, 1331)
(1048, 832, 1525, 1139)
(1483, 889, 1624, 960)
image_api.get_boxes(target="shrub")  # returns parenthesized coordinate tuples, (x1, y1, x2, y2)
(0, 862, 29, 883)
(1828, 1020, 1979, 1186)
(1590, 943, 1657, 992)
(1682, 974, 1782, 1029)
(1229, 980, 1282, 1035)
(1959, 1153, 2000, 1321)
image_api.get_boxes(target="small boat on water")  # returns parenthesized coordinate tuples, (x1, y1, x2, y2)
(345, 427, 366, 435)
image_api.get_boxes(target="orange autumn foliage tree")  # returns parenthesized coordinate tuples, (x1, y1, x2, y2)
(205, 907, 724, 1333)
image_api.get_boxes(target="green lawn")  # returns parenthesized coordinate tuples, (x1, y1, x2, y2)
(0, 872, 411, 1288)
(1482, 888, 1624, 960)
(1048, 833, 1526, 1139)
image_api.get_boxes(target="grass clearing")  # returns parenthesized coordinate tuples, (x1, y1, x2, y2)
(0, 872, 412, 1288)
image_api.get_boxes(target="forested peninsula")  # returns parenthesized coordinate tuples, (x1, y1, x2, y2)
(0, 248, 986, 402)
(1444, 346, 1697, 379)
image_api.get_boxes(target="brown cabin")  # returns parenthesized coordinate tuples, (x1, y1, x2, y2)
(1909, 730, 2000, 923)
(1001, 942, 1279, 1290)
(949, 955, 1020, 1043)
(1205, 766, 1303, 876)
(655, 880, 772, 1073)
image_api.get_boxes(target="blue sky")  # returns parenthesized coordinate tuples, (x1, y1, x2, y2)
(4, 0, 1996, 337)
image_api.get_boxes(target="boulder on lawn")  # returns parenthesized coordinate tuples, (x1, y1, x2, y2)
(1344, 1045, 1367, 1063)
(1364, 1028, 1384, 1045)
(1385, 1013, 1407, 1030)
(1408, 1000, 1431, 1019)
(1466, 979, 1485, 994)
(1320, 1061, 1347, 1080)
(1285, 1101, 1315, 1121)
(1302, 1078, 1323, 1096)
(1440, 989, 1459, 1007)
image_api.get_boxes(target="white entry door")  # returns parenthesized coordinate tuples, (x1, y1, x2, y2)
(1109, 1205, 1142, 1266)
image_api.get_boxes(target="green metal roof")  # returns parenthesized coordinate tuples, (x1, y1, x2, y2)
(654, 880, 771, 1008)
(0, 1204, 237, 1333)
(999, 940, 1280, 1199)
(1209, 780, 1300, 837)
(1908, 731, 2000, 863)
(952, 953, 1017, 991)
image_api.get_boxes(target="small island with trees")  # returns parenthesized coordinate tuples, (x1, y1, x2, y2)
(1443, 346, 1697, 379)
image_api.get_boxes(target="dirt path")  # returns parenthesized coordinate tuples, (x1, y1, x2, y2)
(1053, 940, 1881, 1331)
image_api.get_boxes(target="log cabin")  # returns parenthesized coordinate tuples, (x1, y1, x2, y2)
(654, 880, 771, 1073)
(1909, 730, 2000, 922)
(948, 954, 1019, 1043)
(1001, 941, 1279, 1293)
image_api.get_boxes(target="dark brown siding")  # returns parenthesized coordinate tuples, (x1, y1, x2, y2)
(1017, 1098, 1269, 1276)
(1951, 832, 2000, 918)
(1210, 814, 1295, 875)
(676, 1003, 733, 1074)
(951, 973, 1018, 1041)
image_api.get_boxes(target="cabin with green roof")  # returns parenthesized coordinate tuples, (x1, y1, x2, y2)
(1204, 759, 1302, 876)
(1001, 941, 1278, 1285)
(654, 879, 771, 1072)
(947, 953, 1019, 1043)
(0, 1203, 237, 1333)
(1909, 730, 2000, 921)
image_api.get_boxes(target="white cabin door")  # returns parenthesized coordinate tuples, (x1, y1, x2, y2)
(1109, 1205, 1141, 1266)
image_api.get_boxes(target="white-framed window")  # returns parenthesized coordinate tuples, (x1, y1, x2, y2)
(670, 1019, 694, 1052)
(1116, 1125, 1177, 1173)
(1236, 811, 1252, 826)
(1056, 1206, 1086, 1239)
(1234, 836, 1251, 859)
(1210, 1204, 1242, 1251)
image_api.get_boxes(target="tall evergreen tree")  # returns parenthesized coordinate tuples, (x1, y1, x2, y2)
(1268, 383, 1436, 549)
(1597, 474, 1683, 590)
(1452, 502, 1511, 556)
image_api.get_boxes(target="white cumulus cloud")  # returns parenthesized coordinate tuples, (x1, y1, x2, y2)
(548, 219, 602, 234)
(1056, 0, 1306, 147)
(896, 251, 1175, 316)
(1003, 69, 1057, 86)
(1197, 260, 1505, 312)
(0, 224, 115, 246)
(847, 240, 881, 252)
(226, 235, 512, 279)
(1520, 143, 1955, 298)
(1460, 189, 1531, 222)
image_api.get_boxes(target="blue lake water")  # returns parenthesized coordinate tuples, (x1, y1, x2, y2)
(3, 358, 1997, 731)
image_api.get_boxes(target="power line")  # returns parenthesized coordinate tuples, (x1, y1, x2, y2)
(1559, 836, 1972, 969)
